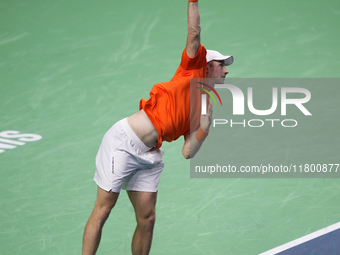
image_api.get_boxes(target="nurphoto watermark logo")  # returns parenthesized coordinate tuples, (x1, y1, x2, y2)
(190, 78, 340, 178)
(197, 81, 312, 128)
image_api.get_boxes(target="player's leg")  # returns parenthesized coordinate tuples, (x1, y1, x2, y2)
(82, 187, 119, 255)
(127, 190, 157, 255)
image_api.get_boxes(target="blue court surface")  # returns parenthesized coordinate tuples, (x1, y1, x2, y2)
(260, 222, 340, 255)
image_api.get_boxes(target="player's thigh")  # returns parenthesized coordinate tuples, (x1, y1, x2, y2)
(93, 186, 119, 213)
(127, 191, 157, 219)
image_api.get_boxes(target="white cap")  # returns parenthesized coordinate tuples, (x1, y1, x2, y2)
(206, 50, 234, 66)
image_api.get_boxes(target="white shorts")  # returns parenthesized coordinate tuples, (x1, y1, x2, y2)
(94, 118, 164, 193)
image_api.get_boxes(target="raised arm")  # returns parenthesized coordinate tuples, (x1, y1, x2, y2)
(186, 0, 201, 58)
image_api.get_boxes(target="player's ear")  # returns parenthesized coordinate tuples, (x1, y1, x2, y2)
(206, 61, 213, 75)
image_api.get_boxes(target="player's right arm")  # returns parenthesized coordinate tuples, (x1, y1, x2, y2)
(182, 102, 212, 159)
(186, 0, 201, 58)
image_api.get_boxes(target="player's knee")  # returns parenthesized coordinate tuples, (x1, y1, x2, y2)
(137, 211, 156, 233)
(92, 206, 113, 227)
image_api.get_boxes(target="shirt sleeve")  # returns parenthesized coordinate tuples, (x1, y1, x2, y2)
(180, 45, 207, 70)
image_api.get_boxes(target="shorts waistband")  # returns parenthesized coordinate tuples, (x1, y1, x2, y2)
(120, 118, 153, 153)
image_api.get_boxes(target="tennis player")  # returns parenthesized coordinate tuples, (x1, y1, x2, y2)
(82, 1, 233, 254)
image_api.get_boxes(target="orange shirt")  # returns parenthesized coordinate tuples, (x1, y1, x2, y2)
(139, 45, 207, 148)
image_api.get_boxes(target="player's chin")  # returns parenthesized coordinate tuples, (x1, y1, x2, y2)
(212, 78, 224, 85)
(218, 77, 225, 84)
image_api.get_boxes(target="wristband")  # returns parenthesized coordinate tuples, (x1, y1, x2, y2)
(195, 126, 209, 142)
(189, 0, 198, 2)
